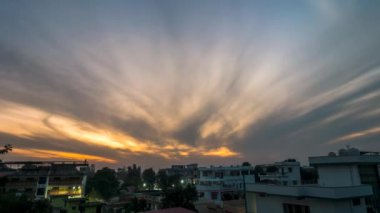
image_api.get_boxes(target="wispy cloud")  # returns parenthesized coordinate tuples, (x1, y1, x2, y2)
(12, 148, 117, 163)
(0, 1, 380, 166)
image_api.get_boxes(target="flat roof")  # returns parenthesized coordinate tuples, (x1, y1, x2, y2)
(246, 184, 373, 200)
(145, 207, 195, 213)
(309, 155, 380, 166)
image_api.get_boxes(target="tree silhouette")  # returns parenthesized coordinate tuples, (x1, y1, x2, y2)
(0, 144, 12, 155)
(142, 168, 156, 190)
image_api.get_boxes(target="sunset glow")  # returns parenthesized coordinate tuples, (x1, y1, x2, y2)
(1, 1, 380, 167)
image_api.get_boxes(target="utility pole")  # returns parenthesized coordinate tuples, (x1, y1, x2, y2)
(243, 174, 248, 213)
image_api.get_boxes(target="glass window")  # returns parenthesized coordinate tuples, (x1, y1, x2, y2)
(38, 177, 47, 184)
(211, 192, 218, 200)
(36, 188, 45, 196)
(283, 203, 310, 213)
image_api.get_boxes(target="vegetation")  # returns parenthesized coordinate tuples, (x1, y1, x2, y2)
(253, 165, 264, 182)
(156, 170, 180, 190)
(124, 197, 148, 212)
(161, 184, 198, 211)
(242, 161, 251, 166)
(122, 164, 142, 190)
(0, 193, 51, 213)
(0, 144, 12, 155)
(142, 168, 156, 190)
(86, 167, 119, 200)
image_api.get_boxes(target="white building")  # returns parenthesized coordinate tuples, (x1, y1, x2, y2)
(196, 165, 255, 206)
(246, 148, 380, 213)
(258, 159, 301, 186)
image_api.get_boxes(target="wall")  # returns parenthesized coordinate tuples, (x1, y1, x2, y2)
(317, 165, 361, 187)
(246, 192, 366, 213)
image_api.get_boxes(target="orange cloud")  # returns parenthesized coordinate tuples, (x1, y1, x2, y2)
(0, 100, 242, 160)
(329, 126, 380, 144)
(12, 148, 117, 163)
(202, 146, 240, 157)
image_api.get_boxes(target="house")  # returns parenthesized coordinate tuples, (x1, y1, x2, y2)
(246, 148, 380, 213)
(159, 164, 198, 185)
(257, 159, 301, 186)
(196, 165, 255, 207)
(0, 161, 90, 200)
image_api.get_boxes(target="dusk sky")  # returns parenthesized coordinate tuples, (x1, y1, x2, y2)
(1, 0, 380, 169)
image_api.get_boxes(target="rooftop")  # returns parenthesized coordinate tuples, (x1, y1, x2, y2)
(309, 148, 380, 166)
(246, 183, 373, 200)
(144, 207, 195, 213)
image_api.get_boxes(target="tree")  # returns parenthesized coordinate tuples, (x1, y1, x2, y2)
(0, 144, 12, 164)
(0, 144, 12, 155)
(266, 165, 278, 173)
(242, 162, 251, 167)
(142, 168, 156, 191)
(86, 167, 119, 200)
(122, 164, 142, 190)
(124, 197, 148, 212)
(161, 184, 198, 211)
(156, 170, 180, 190)
(0, 192, 51, 213)
(156, 170, 169, 190)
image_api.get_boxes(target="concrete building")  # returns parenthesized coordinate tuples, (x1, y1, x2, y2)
(196, 165, 255, 207)
(257, 159, 301, 186)
(246, 148, 380, 213)
(0, 161, 90, 200)
(159, 164, 198, 184)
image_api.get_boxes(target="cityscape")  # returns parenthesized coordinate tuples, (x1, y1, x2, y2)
(1, 1, 380, 213)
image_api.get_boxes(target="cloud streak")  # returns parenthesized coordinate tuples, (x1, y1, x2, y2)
(0, 1, 380, 167)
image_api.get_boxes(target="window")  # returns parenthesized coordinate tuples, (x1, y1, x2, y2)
(283, 181, 288, 186)
(211, 192, 218, 200)
(283, 203, 310, 213)
(38, 177, 47, 184)
(292, 180, 298, 185)
(288, 167, 293, 172)
(36, 188, 45, 196)
(352, 198, 361, 206)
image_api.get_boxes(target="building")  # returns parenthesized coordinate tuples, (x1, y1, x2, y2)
(50, 196, 104, 213)
(159, 164, 198, 184)
(196, 165, 255, 207)
(144, 207, 196, 213)
(246, 148, 380, 213)
(0, 161, 90, 200)
(257, 159, 301, 186)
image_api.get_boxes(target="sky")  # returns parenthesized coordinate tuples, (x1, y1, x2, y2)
(1, 0, 380, 169)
